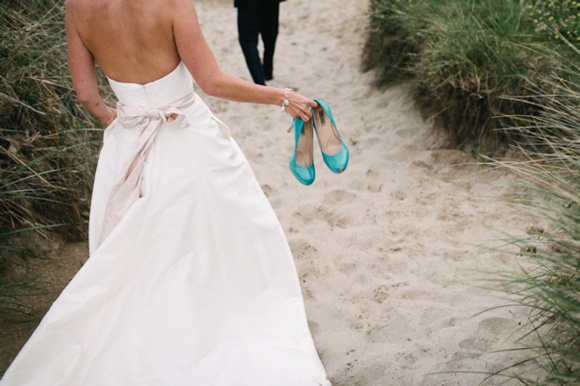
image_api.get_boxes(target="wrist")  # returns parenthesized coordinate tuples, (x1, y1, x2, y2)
(99, 107, 115, 125)
(273, 87, 285, 107)
(97, 110, 110, 124)
(280, 87, 292, 114)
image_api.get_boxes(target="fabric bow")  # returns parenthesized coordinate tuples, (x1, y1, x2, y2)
(99, 92, 196, 245)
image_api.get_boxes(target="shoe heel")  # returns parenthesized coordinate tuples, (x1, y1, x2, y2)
(312, 99, 349, 173)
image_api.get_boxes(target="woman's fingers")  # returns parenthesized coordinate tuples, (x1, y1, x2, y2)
(300, 105, 312, 121)
(286, 92, 317, 121)
(289, 105, 311, 121)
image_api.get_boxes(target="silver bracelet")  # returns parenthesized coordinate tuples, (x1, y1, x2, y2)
(281, 87, 292, 114)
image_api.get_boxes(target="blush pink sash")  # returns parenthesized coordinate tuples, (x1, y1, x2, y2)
(99, 92, 196, 245)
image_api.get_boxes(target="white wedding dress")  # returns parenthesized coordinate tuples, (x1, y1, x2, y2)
(1, 62, 330, 386)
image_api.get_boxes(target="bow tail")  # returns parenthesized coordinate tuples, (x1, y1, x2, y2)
(99, 121, 161, 245)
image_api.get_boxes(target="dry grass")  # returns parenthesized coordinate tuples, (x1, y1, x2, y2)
(0, 0, 110, 319)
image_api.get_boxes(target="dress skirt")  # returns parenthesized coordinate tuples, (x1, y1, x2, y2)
(0, 62, 330, 386)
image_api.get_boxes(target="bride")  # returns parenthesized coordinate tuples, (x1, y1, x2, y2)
(0, 0, 332, 385)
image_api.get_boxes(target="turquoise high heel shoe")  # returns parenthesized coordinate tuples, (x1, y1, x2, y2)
(312, 98, 349, 173)
(289, 117, 315, 185)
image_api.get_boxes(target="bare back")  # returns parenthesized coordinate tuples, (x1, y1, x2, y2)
(66, 0, 311, 124)
(69, 0, 182, 84)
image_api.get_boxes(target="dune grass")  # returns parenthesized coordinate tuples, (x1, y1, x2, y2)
(481, 72, 580, 384)
(363, 0, 574, 152)
(0, 0, 108, 319)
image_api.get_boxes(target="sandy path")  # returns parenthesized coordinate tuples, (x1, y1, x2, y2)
(196, 0, 528, 384)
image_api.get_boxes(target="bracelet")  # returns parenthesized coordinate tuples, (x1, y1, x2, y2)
(281, 87, 292, 114)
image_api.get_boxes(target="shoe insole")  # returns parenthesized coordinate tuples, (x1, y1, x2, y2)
(296, 119, 314, 168)
(314, 106, 342, 156)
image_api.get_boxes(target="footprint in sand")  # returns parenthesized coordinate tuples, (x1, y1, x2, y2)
(260, 184, 275, 198)
(364, 169, 383, 192)
(315, 190, 357, 228)
(391, 190, 407, 201)
(294, 203, 320, 225)
(288, 238, 317, 260)
(308, 320, 320, 334)
(372, 284, 389, 304)
(367, 183, 382, 193)
(324, 189, 357, 205)
(458, 317, 517, 353)
(478, 317, 517, 337)
(325, 212, 352, 229)
(458, 336, 492, 352)
(365, 168, 379, 178)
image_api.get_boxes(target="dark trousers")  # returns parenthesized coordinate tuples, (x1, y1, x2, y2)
(237, 2, 280, 85)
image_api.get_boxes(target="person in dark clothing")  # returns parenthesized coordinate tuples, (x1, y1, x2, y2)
(235, 0, 285, 85)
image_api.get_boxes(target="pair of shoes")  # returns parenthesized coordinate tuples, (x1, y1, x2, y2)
(289, 99, 349, 185)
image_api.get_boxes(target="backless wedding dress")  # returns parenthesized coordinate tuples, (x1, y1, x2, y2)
(1, 62, 330, 386)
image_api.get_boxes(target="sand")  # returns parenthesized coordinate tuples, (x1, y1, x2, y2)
(1, 0, 533, 384)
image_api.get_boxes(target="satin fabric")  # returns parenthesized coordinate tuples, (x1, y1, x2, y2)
(100, 92, 197, 244)
(1, 62, 330, 386)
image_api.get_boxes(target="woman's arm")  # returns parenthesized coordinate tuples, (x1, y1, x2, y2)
(171, 0, 316, 121)
(65, 0, 116, 125)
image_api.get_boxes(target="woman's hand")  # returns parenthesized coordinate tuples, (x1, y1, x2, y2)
(101, 106, 117, 126)
(285, 91, 318, 122)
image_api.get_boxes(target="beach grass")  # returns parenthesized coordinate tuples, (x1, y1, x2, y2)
(0, 0, 107, 317)
(483, 72, 580, 384)
(363, 0, 575, 152)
